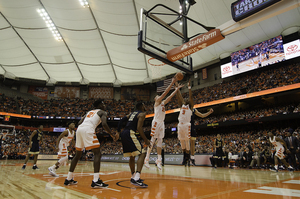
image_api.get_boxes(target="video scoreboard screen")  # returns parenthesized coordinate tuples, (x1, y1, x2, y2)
(221, 35, 287, 78)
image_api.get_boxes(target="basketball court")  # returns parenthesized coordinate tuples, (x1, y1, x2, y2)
(0, 160, 300, 199)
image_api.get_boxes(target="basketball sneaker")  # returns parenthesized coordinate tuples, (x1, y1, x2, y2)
(155, 159, 162, 170)
(21, 164, 26, 170)
(191, 159, 196, 166)
(48, 167, 59, 177)
(144, 159, 150, 169)
(64, 179, 78, 186)
(287, 167, 294, 172)
(269, 167, 278, 172)
(32, 165, 39, 170)
(91, 179, 109, 188)
(131, 178, 144, 183)
(131, 179, 148, 188)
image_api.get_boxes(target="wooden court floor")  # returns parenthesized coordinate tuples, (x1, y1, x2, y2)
(0, 160, 300, 199)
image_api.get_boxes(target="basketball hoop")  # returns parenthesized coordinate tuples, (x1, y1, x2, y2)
(0, 124, 15, 136)
(2, 133, 7, 140)
(148, 57, 166, 79)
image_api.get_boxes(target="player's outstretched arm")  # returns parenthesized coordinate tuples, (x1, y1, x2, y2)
(137, 112, 150, 147)
(188, 79, 194, 109)
(163, 84, 184, 105)
(157, 77, 177, 102)
(195, 108, 214, 118)
(175, 82, 184, 107)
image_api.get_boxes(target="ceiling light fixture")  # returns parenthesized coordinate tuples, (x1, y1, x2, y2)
(37, 8, 62, 41)
(79, 0, 89, 8)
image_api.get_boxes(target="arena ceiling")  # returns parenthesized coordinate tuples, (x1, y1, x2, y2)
(0, 0, 299, 86)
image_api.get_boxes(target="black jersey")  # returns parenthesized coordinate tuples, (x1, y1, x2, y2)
(215, 138, 223, 149)
(125, 111, 142, 132)
(32, 130, 43, 144)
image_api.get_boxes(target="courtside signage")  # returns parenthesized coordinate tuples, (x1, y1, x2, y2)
(167, 29, 224, 62)
(231, 0, 281, 22)
(283, 40, 300, 60)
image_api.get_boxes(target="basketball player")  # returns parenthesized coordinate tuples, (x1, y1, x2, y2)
(48, 122, 76, 177)
(117, 102, 150, 188)
(190, 107, 213, 166)
(268, 131, 294, 172)
(213, 134, 224, 168)
(144, 77, 183, 170)
(64, 99, 117, 188)
(235, 61, 240, 71)
(175, 80, 193, 166)
(22, 125, 43, 170)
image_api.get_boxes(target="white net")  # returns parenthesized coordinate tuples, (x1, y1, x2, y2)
(0, 124, 15, 136)
(148, 57, 165, 79)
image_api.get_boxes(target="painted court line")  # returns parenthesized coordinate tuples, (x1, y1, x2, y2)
(244, 186, 300, 197)
(283, 180, 300, 184)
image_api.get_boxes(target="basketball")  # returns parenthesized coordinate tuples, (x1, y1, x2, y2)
(175, 72, 184, 81)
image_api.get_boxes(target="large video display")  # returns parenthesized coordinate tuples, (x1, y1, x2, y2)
(221, 35, 285, 78)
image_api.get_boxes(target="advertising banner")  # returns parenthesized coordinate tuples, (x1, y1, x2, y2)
(54, 87, 80, 98)
(28, 86, 48, 100)
(167, 29, 224, 62)
(283, 40, 300, 60)
(221, 63, 233, 78)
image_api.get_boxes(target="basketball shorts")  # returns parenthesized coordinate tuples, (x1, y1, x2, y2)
(58, 141, 68, 159)
(75, 126, 100, 151)
(177, 122, 191, 140)
(150, 120, 164, 139)
(121, 129, 146, 157)
(275, 146, 285, 159)
(216, 148, 223, 158)
(29, 142, 39, 154)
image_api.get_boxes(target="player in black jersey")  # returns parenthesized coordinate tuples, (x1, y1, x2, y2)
(213, 134, 224, 168)
(117, 102, 150, 188)
(22, 125, 43, 170)
(190, 108, 213, 166)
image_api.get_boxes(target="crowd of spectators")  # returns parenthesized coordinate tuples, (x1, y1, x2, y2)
(3, 126, 298, 156)
(210, 128, 300, 170)
(0, 62, 299, 119)
(0, 129, 60, 159)
(17, 98, 153, 119)
(197, 103, 299, 125)
(165, 62, 300, 109)
(1, 95, 300, 160)
(1, 61, 300, 171)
